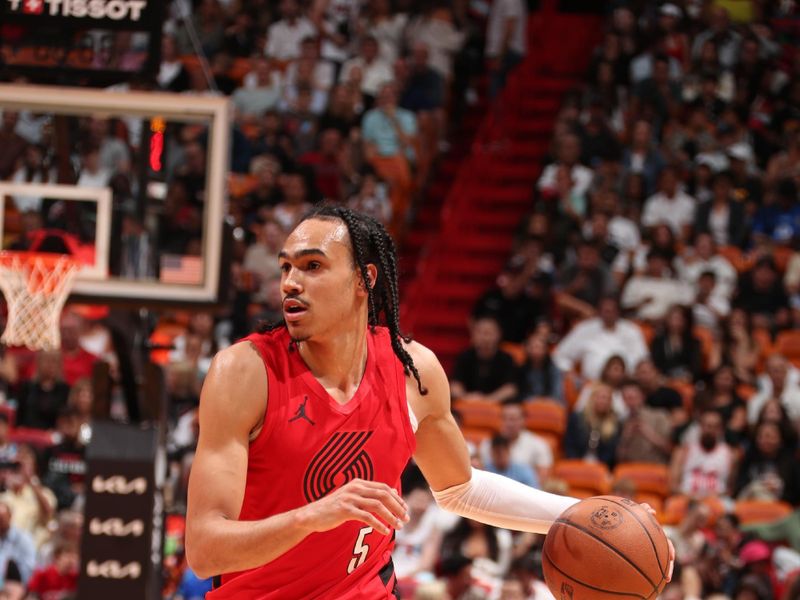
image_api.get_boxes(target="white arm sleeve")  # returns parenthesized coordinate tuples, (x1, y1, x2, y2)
(431, 468, 579, 534)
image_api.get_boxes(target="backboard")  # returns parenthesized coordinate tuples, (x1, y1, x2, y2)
(0, 83, 230, 305)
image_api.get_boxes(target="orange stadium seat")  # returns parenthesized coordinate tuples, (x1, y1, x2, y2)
(461, 427, 492, 448)
(668, 380, 696, 413)
(734, 500, 793, 525)
(774, 246, 793, 274)
(563, 374, 580, 410)
(775, 331, 800, 368)
(737, 383, 757, 401)
(659, 495, 726, 526)
(552, 460, 611, 497)
(635, 321, 655, 345)
(500, 342, 527, 366)
(523, 399, 567, 437)
(452, 399, 502, 434)
(693, 326, 716, 371)
(613, 463, 670, 500)
(718, 246, 754, 273)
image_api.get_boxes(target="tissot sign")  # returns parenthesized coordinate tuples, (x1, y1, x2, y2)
(3, 0, 155, 24)
(0, 0, 164, 84)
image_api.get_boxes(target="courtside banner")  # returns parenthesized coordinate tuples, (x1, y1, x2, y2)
(78, 422, 163, 600)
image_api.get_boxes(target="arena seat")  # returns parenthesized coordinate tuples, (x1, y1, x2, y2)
(693, 326, 716, 371)
(659, 494, 726, 526)
(734, 500, 793, 525)
(552, 459, 611, 497)
(500, 342, 526, 366)
(563, 374, 581, 410)
(667, 380, 696, 413)
(523, 399, 566, 438)
(452, 399, 502, 434)
(10, 427, 56, 450)
(613, 462, 670, 500)
(775, 331, 800, 368)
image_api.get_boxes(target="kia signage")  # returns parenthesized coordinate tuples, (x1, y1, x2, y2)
(78, 422, 163, 600)
(0, 0, 165, 84)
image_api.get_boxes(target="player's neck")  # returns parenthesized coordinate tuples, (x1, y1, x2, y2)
(297, 317, 370, 402)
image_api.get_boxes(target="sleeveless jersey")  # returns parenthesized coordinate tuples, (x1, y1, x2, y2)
(207, 326, 416, 599)
(679, 440, 733, 497)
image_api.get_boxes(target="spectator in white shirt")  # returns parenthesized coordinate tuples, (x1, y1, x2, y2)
(537, 133, 594, 201)
(553, 295, 649, 380)
(692, 271, 730, 334)
(479, 402, 553, 483)
(675, 232, 737, 300)
(232, 58, 282, 118)
(76, 147, 111, 189)
(405, 6, 465, 82)
(747, 354, 800, 424)
(339, 35, 394, 103)
(266, 0, 317, 61)
(622, 249, 694, 321)
(242, 219, 285, 304)
(284, 36, 335, 93)
(641, 166, 696, 240)
(484, 0, 527, 97)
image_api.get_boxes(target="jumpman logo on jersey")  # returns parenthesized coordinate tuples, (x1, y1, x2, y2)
(289, 396, 315, 425)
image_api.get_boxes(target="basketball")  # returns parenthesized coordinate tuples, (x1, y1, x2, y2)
(542, 496, 670, 600)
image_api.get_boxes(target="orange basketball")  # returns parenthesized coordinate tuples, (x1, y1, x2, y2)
(542, 496, 670, 600)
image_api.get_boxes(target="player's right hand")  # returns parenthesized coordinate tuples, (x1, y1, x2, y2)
(295, 479, 410, 536)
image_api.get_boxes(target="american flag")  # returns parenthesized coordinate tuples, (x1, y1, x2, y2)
(159, 254, 203, 285)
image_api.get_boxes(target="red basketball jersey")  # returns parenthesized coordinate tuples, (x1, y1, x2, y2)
(206, 326, 416, 599)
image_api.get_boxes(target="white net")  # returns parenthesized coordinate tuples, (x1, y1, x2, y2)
(0, 253, 80, 351)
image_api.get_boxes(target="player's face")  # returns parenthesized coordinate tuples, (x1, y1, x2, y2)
(279, 219, 370, 342)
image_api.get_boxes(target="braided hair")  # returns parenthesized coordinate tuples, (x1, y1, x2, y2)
(258, 205, 427, 395)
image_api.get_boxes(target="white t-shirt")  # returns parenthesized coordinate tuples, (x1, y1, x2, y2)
(284, 59, 336, 92)
(485, 0, 527, 57)
(553, 318, 649, 380)
(608, 216, 641, 251)
(621, 276, 694, 321)
(479, 430, 553, 474)
(393, 503, 444, 579)
(265, 18, 317, 61)
(339, 57, 394, 97)
(708, 203, 731, 246)
(747, 369, 800, 424)
(641, 190, 697, 235)
(675, 254, 737, 299)
(537, 163, 594, 199)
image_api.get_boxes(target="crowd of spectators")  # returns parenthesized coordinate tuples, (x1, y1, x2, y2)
(442, 1, 800, 599)
(3, 0, 800, 599)
(0, 0, 534, 598)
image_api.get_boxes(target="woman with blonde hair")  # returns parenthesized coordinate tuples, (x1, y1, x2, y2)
(564, 383, 621, 468)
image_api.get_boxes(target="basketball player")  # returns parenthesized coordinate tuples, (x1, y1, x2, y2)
(186, 206, 673, 598)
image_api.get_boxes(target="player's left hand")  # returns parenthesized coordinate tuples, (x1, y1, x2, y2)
(639, 502, 675, 583)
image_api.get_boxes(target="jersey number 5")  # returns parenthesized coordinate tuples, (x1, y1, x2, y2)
(347, 526, 373, 574)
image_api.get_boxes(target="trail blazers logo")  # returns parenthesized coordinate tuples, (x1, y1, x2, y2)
(303, 431, 374, 502)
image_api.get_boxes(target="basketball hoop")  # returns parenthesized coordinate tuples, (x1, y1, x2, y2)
(0, 252, 81, 351)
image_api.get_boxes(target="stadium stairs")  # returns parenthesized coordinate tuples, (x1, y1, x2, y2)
(400, 3, 604, 372)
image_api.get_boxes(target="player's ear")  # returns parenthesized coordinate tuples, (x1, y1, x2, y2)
(359, 264, 378, 291)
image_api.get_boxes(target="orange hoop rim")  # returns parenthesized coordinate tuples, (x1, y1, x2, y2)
(0, 251, 79, 268)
